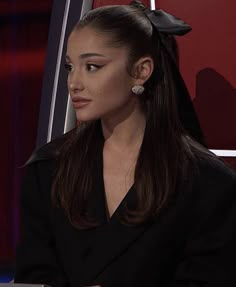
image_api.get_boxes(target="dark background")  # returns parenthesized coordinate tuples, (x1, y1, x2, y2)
(0, 0, 53, 281)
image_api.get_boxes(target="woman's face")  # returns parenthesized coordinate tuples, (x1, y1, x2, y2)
(66, 27, 141, 123)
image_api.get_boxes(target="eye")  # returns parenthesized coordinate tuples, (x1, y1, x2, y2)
(65, 63, 73, 72)
(86, 64, 101, 72)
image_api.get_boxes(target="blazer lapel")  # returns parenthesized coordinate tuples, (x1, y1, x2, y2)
(81, 184, 153, 285)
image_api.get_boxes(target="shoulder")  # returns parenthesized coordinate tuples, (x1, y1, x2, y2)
(20, 131, 76, 209)
(21, 130, 75, 188)
(187, 157, 236, 219)
(24, 129, 75, 167)
(173, 157, 236, 246)
(24, 120, 102, 167)
(195, 156, 236, 189)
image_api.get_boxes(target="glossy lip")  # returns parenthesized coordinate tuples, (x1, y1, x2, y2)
(71, 96, 92, 109)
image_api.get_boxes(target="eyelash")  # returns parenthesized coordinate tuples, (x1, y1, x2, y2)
(64, 63, 102, 73)
(65, 63, 73, 72)
(86, 64, 101, 72)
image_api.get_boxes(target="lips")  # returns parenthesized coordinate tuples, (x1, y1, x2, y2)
(71, 97, 91, 109)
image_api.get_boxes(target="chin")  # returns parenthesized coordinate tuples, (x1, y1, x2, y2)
(75, 110, 100, 123)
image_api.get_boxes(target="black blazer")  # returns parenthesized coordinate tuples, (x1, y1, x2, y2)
(14, 137, 236, 287)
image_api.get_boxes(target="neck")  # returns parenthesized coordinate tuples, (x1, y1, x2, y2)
(101, 102, 146, 153)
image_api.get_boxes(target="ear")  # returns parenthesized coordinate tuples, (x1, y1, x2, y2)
(132, 56, 154, 85)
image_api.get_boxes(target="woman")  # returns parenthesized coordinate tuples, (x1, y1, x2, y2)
(15, 1, 236, 287)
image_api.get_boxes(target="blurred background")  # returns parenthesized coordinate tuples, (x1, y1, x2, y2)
(0, 0, 235, 282)
(0, 0, 53, 281)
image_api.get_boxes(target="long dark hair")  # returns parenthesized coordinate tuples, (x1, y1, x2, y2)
(52, 1, 216, 228)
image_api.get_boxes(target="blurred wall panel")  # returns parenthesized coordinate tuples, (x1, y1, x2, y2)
(93, 0, 150, 7)
(36, 0, 91, 146)
(157, 0, 236, 168)
(0, 0, 53, 266)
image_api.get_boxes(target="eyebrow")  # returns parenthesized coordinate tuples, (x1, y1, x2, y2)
(66, 53, 106, 61)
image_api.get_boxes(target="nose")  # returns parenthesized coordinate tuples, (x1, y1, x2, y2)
(68, 70, 84, 94)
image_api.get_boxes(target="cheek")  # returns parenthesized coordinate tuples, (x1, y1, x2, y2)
(97, 68, 132, 97)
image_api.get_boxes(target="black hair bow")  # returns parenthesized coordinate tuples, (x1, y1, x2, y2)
(145, 9, 192, 36)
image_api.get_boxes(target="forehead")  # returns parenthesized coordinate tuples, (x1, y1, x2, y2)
(67, 27, 128, 59)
